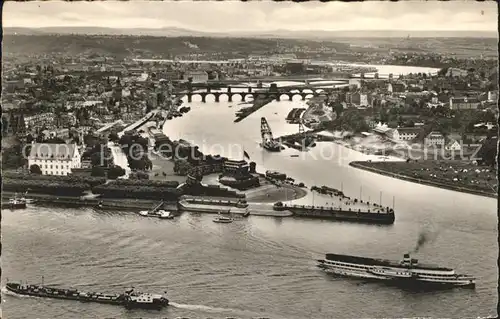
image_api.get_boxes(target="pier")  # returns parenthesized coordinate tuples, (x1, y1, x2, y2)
(273, 184, 396, 224)
(274, 203, 395, 225)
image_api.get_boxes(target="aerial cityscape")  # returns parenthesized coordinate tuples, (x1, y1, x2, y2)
(1, 1, 498, 319)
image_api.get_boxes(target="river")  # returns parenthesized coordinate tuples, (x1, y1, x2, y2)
(2, 82, 497, 319)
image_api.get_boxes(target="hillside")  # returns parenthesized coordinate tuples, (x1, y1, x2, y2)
(4, 27, 497, 39)
(2, 34, 350, 57)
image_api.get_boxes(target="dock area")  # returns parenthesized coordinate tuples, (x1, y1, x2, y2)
(272, 185, 395, 224)
(178, 200, 249, 215)
(181, 195, 248, 208)
(178, 198, 292, 217)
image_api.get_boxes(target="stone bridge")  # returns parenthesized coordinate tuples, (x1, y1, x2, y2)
(184, 86, 338, 103)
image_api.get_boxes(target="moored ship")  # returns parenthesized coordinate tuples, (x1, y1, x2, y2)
(260, 117, 283, 152)
(317, 253, 475, 289)
(2, 193, 28, 209)
(5, 282, 169, 309)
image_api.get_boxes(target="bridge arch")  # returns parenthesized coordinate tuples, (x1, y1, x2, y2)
(186, 93, 204, 103)
(289, 93, 307, 101)
(278, 93, 289, 100)
(228, 93, 242, 102)
(203, 93, 217, 103)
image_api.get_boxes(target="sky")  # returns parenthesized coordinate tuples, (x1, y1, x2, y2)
(3, 1, 498, 32)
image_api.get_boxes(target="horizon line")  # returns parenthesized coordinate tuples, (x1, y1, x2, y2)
(4, 26, 497, 32)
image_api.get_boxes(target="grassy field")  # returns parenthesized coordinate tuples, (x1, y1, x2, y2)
(148, 154, 186, 183)
(351, 160, 497, 197)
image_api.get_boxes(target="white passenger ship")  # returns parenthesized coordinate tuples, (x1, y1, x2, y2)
(317, 253, 475, 288)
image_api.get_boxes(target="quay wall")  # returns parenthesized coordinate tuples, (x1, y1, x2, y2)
(2, 192, 178, 211)
(274, 204, 395, 225)
(178, 201, 248, 214)
(181, 196, 248, 208)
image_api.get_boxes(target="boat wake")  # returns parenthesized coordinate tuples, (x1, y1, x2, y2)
(1, 286, 30, 298)
(170, 301, 265, 317)
(170, 301, 235, 313)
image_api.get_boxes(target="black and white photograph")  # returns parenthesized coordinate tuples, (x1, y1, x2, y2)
(0, 1, 498, 318)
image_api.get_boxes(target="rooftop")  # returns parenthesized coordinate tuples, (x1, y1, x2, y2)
(29, 143, 78, 160)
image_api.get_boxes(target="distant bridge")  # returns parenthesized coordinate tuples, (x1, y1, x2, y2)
(207, 76, 352, 85)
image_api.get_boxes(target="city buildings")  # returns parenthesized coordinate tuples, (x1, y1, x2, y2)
(387, 83, 406, 94)
(392, 127, 421, 142)
(449, 97, 481, 110)
(424, 131, 446, 147)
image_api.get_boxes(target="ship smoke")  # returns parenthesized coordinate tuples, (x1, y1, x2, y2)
(412, 226, 439, 253)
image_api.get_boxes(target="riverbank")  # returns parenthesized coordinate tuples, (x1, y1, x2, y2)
(350, 160, 497, 198)
(1, 191, 178, 211)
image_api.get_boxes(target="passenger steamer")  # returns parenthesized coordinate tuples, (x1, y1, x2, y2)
(317, 253, 475, 288)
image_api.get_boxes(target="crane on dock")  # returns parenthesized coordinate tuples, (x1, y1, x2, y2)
(260, 117, 282, 152)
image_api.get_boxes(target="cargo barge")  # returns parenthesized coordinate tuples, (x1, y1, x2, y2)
(5, 282, 169, 309)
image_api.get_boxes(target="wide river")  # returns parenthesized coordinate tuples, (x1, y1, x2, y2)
(2, 79, 497, 319)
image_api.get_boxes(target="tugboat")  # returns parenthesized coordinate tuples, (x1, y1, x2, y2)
(5, 282, 169, 309)
(139, 210, 151, 217)
(213, 212, 234, 223)
(158, 210, 174, 219)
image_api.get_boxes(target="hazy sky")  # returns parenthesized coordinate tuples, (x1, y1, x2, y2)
(3, 1, 498, 31)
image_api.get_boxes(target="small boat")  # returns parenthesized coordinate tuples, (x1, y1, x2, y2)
(6, 193, 27, 209)
(158, 210, 174, 219)
(290, 155, 299, 158)
(7, 198, 27, 209)
(139, 210, 150, 217)
(213, 212, 234, 223)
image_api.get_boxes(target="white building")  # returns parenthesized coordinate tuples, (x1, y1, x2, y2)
(424, 131, 445, 147)
(487, 91, 498, 102)
(445, 139, 462, 151)
(393, 127, 421, 141)
(25, 112, 55, 130)
(28, 143, 81, 176)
